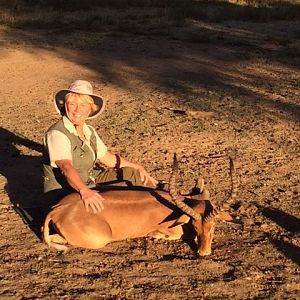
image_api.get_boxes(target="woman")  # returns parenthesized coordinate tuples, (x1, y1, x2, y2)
(43, 80, 157, 214)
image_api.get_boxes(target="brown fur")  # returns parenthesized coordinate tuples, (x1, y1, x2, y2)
(43, 187, 232, 256)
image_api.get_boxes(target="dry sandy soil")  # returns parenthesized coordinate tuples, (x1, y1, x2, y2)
(0, 18, 299, 299)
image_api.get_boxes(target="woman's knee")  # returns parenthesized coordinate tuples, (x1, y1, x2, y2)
(95, 167, 143, 187)
(121, 167, 142, 186)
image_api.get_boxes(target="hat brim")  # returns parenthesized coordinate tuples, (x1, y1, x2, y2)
(54, 89, 105, 119)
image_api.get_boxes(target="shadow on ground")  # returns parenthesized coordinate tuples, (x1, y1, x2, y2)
(0, 127, 44, 237)
(1, 2, 299, 124)
(259, 206, 300, 266)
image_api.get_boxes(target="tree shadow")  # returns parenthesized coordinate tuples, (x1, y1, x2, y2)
(268, 235, 300, 267)
(0, 127, 44, 238)
(3, 26, 298, 127)
(258, 206, 300, 266)
(260, 206, 300, 233)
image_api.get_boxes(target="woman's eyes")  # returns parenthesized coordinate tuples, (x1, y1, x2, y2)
(68, 103, 90, 108)
(80, 103, 90, 108)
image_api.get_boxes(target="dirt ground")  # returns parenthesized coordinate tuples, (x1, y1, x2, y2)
(0, 18, 299, 300)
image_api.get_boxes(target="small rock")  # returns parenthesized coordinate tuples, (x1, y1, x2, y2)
(260, 223, 270, 230)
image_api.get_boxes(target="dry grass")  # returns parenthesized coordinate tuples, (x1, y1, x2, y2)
(0, 0, 299, 31)
(228, 0, 300, 6)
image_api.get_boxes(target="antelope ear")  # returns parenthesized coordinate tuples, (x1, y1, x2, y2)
(168, 214, 190, 228)
(218, 211, 234, 222)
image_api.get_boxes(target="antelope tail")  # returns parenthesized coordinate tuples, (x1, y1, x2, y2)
(43, 212, 69, 251)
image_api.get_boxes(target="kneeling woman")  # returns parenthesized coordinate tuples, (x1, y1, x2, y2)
(43, 80, 157, 214)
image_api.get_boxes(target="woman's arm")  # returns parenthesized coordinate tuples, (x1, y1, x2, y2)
(98, 151, 158, 187)
(55, 159, 104, 213)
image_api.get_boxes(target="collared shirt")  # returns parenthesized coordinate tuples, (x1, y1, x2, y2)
(44, 116, 107, 168)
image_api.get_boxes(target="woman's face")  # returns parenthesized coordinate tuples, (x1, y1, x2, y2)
(65, 95, 91, 126)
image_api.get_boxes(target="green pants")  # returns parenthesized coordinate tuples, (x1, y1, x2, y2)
(94, 167, 146, 187)
(42, 167, 148, 214)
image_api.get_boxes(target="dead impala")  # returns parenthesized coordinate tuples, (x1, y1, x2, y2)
(43, 154, 237, 256)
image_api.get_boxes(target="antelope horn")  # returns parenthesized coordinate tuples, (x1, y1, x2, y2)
(204, 156, 238, 222)
(227, 156, 238, 204)
(196, 177, 205, 193)
(169, 153, 201, 220)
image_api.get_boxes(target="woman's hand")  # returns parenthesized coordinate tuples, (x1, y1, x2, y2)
(55, 160, 105, 213)
(135, 164, 158, 187)
(79, 187, 105, 214)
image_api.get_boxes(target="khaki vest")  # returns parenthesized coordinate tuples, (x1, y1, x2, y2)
(43, 118, 98, 193)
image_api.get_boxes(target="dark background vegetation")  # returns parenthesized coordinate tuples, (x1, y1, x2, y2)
(0, 0, 299, 64)
(1, 0, 300, 31)
(0, 0, 298, 71)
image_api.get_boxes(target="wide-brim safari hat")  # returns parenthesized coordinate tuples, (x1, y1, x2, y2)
(54, 80, 105, 119)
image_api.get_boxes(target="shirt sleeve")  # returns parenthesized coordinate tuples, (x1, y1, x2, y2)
(88, 126, 108, 159)
(45, 130, 72, 168)
(96, 135, 108, 159)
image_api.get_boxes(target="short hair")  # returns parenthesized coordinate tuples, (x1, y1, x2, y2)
(65, 92, 98, 114)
